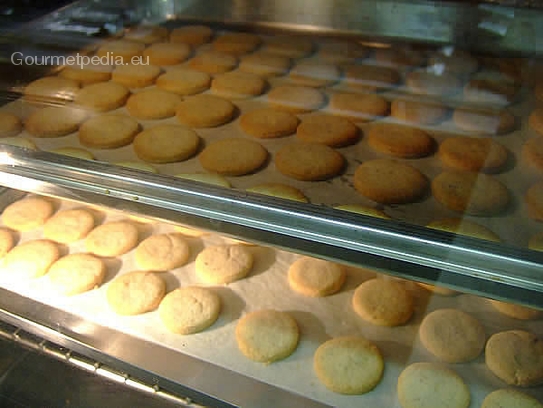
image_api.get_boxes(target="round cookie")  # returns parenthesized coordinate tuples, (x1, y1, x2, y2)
(267, 85, 325, 113)
(0, 228, 14, 259)
(0, 112, 22, 138)
(334, 204, 391, 219)
(427, 218, 501, 242)
(211, 71, 266, 99)
(343, 64, 401, 91)
(438, 136, 508, 173)
(199, 138, 268, 176)
(2, 239, 59, 279)
(212, 32, 261, 56)
(79, 115, 139, 149)
(111, 64, 162, 88)
(432, 171, 510, 216)
(48, 253, 106, 296)
(50, 147, 95, 160)
(289, 61, 340, 88)
(464, 79, 517, 105)
(170, 25, 213, 46)
(481, 389, 543, 408)
(187, 51, 238, 74)
(296, 114, 359, 147)
(329, 92, 389, 123)
(159, 286, 221, 334)
(523, 136, 543, 173)
(126, 89, 182, 120)
(235, 310, 299, 363)
(406, 71, 462, 96)
(2, 196, 54, 232)
(275, 142, 345, 181)
(485, 330, 543, 387)
(85, 221, 139, 257)
(176, 94, 235, 128)
(25, 106, 88, 138)
(75, 82, 130, 112)
(367, 123, 434, 158)
(353, 159, 428, 204)
(142, 42, 191, 66)
(352, 278, 414, 326)
(106, 271, 166, 315)
(43, 208, 95, 244)
(397, 362, 470, 408)
(419, 308, 486, 363)
(175, 172, 231, 188)
(59, 63, 112, 85)
(391, 98, 449, 125)
(133, 124, 200, 163)
(239, 108, 299, 139)
(246, 183, 308, 202)
(195, 244, 253, 284)
(288, 256, 346, 297)
(0, 137, 37, 150)
(124, 25, 168, 44)
(135, 233, 190, 271)
(262, 36, 314, 59)
(156, 69, 211, 95)
(489, 299, 543, 320)
(239, 52, 291, 77)
(95, 40, 145, 64)
(314, 336, 384, 395)
(24, 77, 79, 103)
(453, 106, 516, 135)
(317, 40, 369, 64)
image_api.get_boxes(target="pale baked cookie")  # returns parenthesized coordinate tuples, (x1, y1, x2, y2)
(489, 299, 543, 320)
(126, 89, 182, 120)
(106, 271, 166, 315)
(246, 183, 308, 202)
(406, 71, 462, 96)
(296, 114, 359, 147)
(212, 32, 261, 56)
(111, 64, 162, 88)
(397, 362, 470, 408)
(187, 51, 238, 74)
(353, 159, 428, 204)
(438, 136, 508, 173)
(481, 389, 543, 408)
(262, 36, 314, 59)
(352, 278, 414, 326)
(59, 63, 112, 85)
(176, 94, 235, 128)
(419, 308, 486, 363)
(314, 336, 384, 394)
(24, 77, 79, 103)
(124, 26, 168, 44)
(239, 52, 291, 77)
(427, 53, 479, 76)
(289, 61, 340, 88)
(25, 106, 88, 138)
(195, 244, 253, 284)
(0, 137, 37, 150)
(525, 183, 543, 221)
(170, 25, 213, 46)
(275, 142, 345, 181)
(199, 138, 268, 176)
(239, 108, 299, 139)
(48, 253, 106, 296)
(235, 310, 299, 363)
(432, 171, 510, 216)
(0, 228, 14, 259)
(288, 256, 345, 297)
(173, 224, 208, 237)
(367, 123, 434, 158)
(523, 136, 543, 173)
(529, 109, 543, 136)
(391, 98, 449, 125)
(334, 204, 391, 219)
(159, 286, 221, 334)
(115, 161, 158, 173)
(2, 196, 54, 232)
(142, 42, 191, 65)
(211, 71, 266, 99)
(133, 124, 200, 163)
(85, 221, 139, 257)
(135, 233, 190, 271)
(175, 172, 231, 188)
(485, 330, 543, 387)
(0, 112, 22, 138)
(427, 218, 501, 242)
(464, 79, 517, 105)
(79, 115, 139, 149)
(317, 40, 369, 64)
(329, 92, 389, 123)
(50, 147, 95, 160)
(267, 85, 326, 113)
(374, 47, 425, 69)
(453, 106, 516, 135)
(95, 40, 145, 64)
(2, 239, 59, 279)
(156, 69, 211, 95)
(343, 64, 401, 91)
(74, 82, 130, 112)
(43, 208, 95, 244)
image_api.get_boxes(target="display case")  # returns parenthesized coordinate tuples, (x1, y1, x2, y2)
(0, 0, 542, 407)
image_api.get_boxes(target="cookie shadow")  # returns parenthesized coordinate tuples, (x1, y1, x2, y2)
(102, 258, 123, 284)
(377, 340, 416, 366)
(341, 265, 377, 291)
(286, 310, 329, 346)
(162, 271, 182, 292)
(185, 237, 205, 264)
(247, 246, 277, 278)
(136, 223, 155, 241)
(210, 286, 246, 330)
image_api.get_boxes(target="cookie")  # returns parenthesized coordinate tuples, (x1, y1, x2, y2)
(199, 138, 268, 176)
(187, 51, 238, 74)
(523, 136, 543, 173)
(334, 204, 391, 219)
(115, 161, 158, 173)
(59, 63, 112, 85)
(0, 228, 14, 259)
(25, 106, 87, 138)
(367, 123, 435, 158)
(296, 114, 359, 147)
(427, 218, 501, 242)
(2, 196, 54, 232)
(353, 159, 428, 204)
(0, 137, 37, 150)
(159, 286, 221, 334)
(111, 64, 162, 88)
(239, 52, 291, 77)
(133, 124, 200, 163)
(50, 147, 95, 160)
(239, 108, 299, 139)
(275, 142, 345, 181)
(406, 71, 462, 96)
(2, 239, 59, 279)
(417, 283, 459, 296)
(529, 109, 543, 136)
(48, 253, 106, 296)
(195, 244, 253, 284)
(126, 89, 182, 120)
(176, 94, 235, 128)
(85, 221, 139, 257)
(78, 115, 139, 149)
(0, 112, 22, 138)
(438, 136, 508, 173)
(289, 61, 340, 88)
(485, 330, 543, 387)
(267, 85, 325, 113)
(170, 25, 213, 46)
(175, 172, 231, 188)
(397, 362, 470, 408)
(43, 208, 95, 244)
(352, 278, 414, 326)
(432, 171, 510, 215)
(156, 68, 211, 95)
(489, 299, 543, 320)
(106, 271, 166, 315)
(329, 92, 389, 122)
(419, 308, 486, 363)
(288, 256, 345, 297)
(481, 389, 543, 408)
(317, 40, 369, 64)
(262, 36, 314, 59)
(212, 32, 261, 56)
(343, 64, 401, 91)
(235, 310, 299, 363)
(464, 79, 517, 105)
(246, 183, 308, 202)
(453, 106, 516, 135)
(391, 98, 449, 125)
(135, 233, 190, 271)
(74, 81, 130, 112)
(313, 336, 384, 394)
(24, 77, 79, 103)
(374, 47, 425, 69)
(211, 71, 266, 99)
(142, 42, 191, 65)
(123, 26, 168, 44)
(95, 40, 145, 64)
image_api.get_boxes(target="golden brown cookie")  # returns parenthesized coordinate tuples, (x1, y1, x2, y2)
(406, 71, 462, 96)
(296, 114, 359, 147)
(246, 183, 308, 202)
(523, 136, 543, 173)
(2, 196, 54, 232)
(50, 147, 95, 160)
(453, 106, 516, 135)
(59, 63, 112, 85)
(211, 71, 266, 99)
(176, 94, 235, 128)
(438, 136, 508, 173)
(170, 25, 213, 46)
(288, 61, 340, 88)
(267, 85, 325, 113)
(133, 124, 200, 163)
(1, 239, 59, 279)
(142, 42, 191, 65)
(0, 112, 22, 138)
(391, 98, 449, 125)
(187, 51, 238, 74)
(212, 32, 261, 56)
(526, 182, 543, 221)
(78, 115, 139, 149)
(316, 40, 369, 64)
(0, 137, 37, 150)
(262, 36, 314, 59)
(239, 52, 291, 77)
(48, 253, 106, 296)
(342, 64, 401, 91)
(126, 89, 182, 120)
(111, 64, 162, 88)
(106, 271, 166, 315)
(489, 299, 543, 320)
(195, 244, 253, 284)
(464, 79, 517, 105)
(427, 218, 501, 242)
(74, 81, 130, 112)
(155, 68, 211, 95)
(43, 208, 95, 244)
(0, 228, 14, 259)
(288, 256, 345, 297)
(95, 39, 145, 64)
(481, 389, 543, 408)
(135, 233, 190, 271)
(367, 123, 435, 158)
(24, 77, 79, 104)
(239, 108, 298, 139)
(329, 92, 389, 122)
(199, 137, 268, 176)
(24, 106, 87, 138)
(85, 221, 139, 257)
